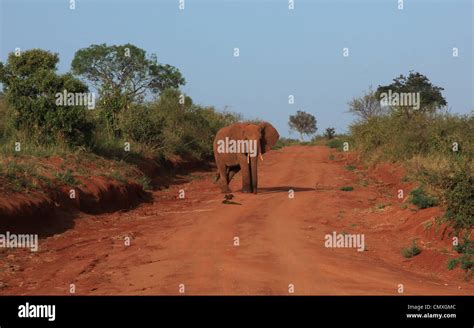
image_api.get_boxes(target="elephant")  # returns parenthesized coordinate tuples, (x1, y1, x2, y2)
(213, 122, 279, 194)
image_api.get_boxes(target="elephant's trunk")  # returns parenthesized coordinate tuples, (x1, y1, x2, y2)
(250, 153, 258, 194)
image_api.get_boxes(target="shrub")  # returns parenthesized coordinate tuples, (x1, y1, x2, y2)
(324, 127, 336, 139)
(345, 165, 356, 171)
(272, 138, 300, 150)
(0, 50, 93, 145)
(54, 169, 77, 186)
(0, 97, 16, 140)
(119, 104, 165, 146)
(409, 187, 438, 209)
(326, 138, 344, 150)
(402, 241, 422, 258)
(340, 186, 354, 191)
(448, 236, 473, 272)
(137, 176, 152, 191)
(444, 171, 474, 230)
(118, 90, 241, 161)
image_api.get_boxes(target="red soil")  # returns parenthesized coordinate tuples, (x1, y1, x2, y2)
(0, 146, 472, 295)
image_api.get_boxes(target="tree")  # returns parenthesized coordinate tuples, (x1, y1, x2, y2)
(0, 49, 92, 144)
(288, 110, 317, 141)
(324, 127, 336, 139)
(376, 71, 447, 117)
(348, 86, 383, 121)
(71, 43, 185, 136)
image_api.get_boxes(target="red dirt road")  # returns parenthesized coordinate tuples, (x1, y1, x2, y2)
(0, 146, 472, 295)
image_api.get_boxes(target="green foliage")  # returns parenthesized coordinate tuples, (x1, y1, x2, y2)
(453, 236, 473, 255)
(376, 71, 447, 116)
(448, 236, 473, 272)
(0, 46, 242, 199)
(117, 89, 240, 160)
(54, 169, 77, 186)
(350, 104, 473, 233)
(0, 96, 16, 140)
(326, 138, 344, 150)
(0, 159, 55, 192)
(137, 176, 152, 191)
(0, 49, 93, 145)
(272, 138, 302, 150)
(409, 187, 438, 209)
(288, 110, 317, 141)
(351, 113, 474, 160)
(324, 127, 336, 139)
(340, 186, 354, 191)
(349, 76, 469, 271)
(197, 107, 242, 133)
(348, 86, 383, 121)
(71, 43, 185, 136)
(444, 171, 474, 230)
(447, 258, 457, 270)
(119, 103, 165, 146)
(153, 89, 220, 159)
(345, 165, 356, 171)
(402, 241, 422, 258)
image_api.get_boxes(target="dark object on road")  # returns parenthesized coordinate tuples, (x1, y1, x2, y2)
(222, 194, 241, 205)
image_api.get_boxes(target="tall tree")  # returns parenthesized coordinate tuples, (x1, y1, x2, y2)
(0, 49, 92, 144)
(288, 110, 317, 141)
(71, 43, 185, 135)
(376, 71, 447, 117)
(324, 127, 336, 139)
(348, 86, 383, 121)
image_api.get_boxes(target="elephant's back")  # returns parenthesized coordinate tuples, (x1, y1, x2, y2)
(214, 124, 234, 146)
(213, 122, 252, 150)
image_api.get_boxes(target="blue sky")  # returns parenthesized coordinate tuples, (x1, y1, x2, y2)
(1, 0, 472, 137)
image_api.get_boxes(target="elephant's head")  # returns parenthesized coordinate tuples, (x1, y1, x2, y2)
(240, 122, 280, 193)
(238, 122, 279, 158)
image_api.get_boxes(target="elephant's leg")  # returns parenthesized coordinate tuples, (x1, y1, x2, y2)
(251, 157, 258, 194)
(227, 166, 240, 183)
(239, 157, 252, 193)
(217, 164, 231, 193)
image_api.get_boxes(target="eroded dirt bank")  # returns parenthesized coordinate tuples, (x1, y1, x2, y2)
(0, 146, 472, 295)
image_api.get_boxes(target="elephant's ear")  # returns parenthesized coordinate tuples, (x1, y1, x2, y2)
(259, 122, 280, 154)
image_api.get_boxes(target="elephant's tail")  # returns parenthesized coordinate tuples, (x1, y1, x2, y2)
(214, 172, 220, 183)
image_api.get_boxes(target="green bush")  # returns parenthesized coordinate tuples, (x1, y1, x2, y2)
(448, 236, 473, 272)
(324, 127, 336, 139)
(409, 187, 438, 209)
(340, 186, 354, 191)
(153, 90, 215, 159)
(350, 109, 473, 233)
(54, 169, 77, 186)
(272, 138, 301, 150)
(350, 111, 474, 161)
(0, 50, 94, 145)
(326, 138, 344, 150)
(402, 241, 422, 258)
(444, 171, 474, 230)
(119, 104, 165, 146)
(0, 97, 16, 140)
(117, 89, 240, 161)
